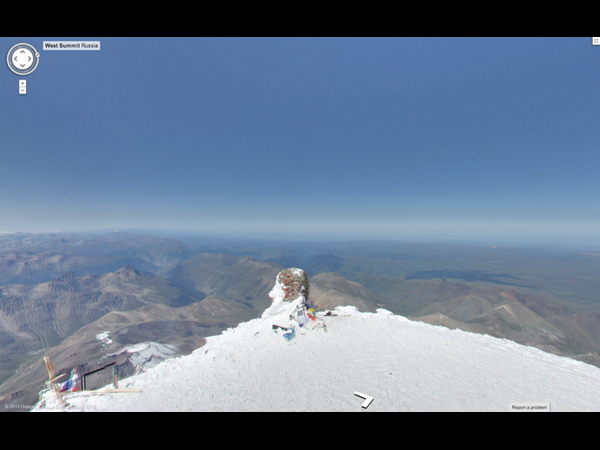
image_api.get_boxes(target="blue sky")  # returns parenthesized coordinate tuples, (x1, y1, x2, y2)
(1, 37, 599, 247)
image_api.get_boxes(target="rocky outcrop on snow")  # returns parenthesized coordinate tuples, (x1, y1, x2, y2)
(276, 268, 309, 302)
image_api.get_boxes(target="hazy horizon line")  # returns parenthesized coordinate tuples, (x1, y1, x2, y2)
(2, 225, 600, 252)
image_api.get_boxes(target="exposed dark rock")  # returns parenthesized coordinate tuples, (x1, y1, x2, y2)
(277, 268, 309, 302)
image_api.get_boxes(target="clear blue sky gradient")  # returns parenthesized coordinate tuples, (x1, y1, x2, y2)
(1, 37, 599, 246)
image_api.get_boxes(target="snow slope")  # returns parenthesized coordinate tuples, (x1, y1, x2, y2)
(32, 277, 600, 412)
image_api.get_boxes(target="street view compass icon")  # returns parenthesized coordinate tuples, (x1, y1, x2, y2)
(7, 43, 40, 76)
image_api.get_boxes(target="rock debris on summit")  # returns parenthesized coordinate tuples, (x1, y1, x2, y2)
(277, 268, 309, 302)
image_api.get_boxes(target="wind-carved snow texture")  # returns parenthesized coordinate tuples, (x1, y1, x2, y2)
(33, 271, 600, 412)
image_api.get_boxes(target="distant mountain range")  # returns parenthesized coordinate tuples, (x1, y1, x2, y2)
(157, 253, 283, 311)
(2, 232, 600, 411)
(0, 233, 195, 285)
(405, 282, 600, 363)
(304, 272, 600, 366)
(309, 272, 385, 312)
(0, 254, 280, 409)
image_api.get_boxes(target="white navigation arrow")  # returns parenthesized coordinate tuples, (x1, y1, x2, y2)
(354, 392, 374, 409)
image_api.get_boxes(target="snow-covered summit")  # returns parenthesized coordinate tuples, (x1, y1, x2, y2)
(32, 270, 600, 412)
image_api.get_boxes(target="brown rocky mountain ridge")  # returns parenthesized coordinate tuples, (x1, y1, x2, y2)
(0, 264, 256, 409)
(396, 282, 600, 367)
(307, 273, 600, 362)
(157, 253, 283, 312)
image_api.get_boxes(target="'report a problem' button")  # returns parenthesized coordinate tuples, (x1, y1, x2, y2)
(509, 402, 551, 412)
